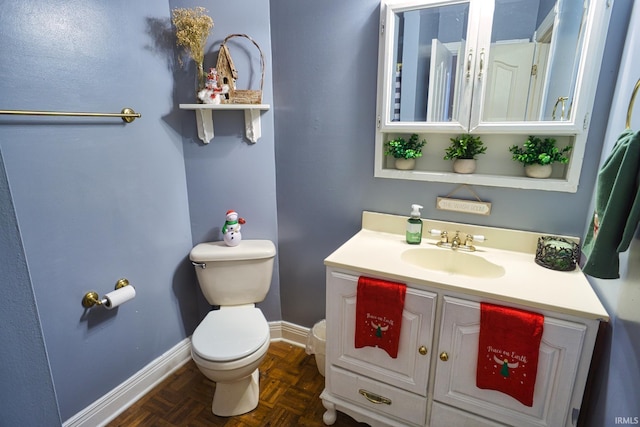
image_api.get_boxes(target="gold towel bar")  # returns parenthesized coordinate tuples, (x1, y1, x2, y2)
(626, 78, 640, 129)
(0, 107, 141, 123)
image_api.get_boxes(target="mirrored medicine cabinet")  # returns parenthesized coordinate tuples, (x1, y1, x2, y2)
(374, 0, 613, 192)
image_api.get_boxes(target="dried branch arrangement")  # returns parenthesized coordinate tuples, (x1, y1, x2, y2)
(171, 7, 214, 85)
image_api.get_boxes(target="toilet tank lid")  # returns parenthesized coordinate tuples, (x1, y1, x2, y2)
(190, 239, 276, 262)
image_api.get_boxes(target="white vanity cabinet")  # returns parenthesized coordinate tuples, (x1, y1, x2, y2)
(321, 212, 608, 427)
(322, 271, 600, 427)
(432, 296, 592, 427)
(321, 269, 437, 427)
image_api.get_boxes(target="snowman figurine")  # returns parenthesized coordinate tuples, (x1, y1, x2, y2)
(197, 68, 230, 105)
(222, 210, 245, 246)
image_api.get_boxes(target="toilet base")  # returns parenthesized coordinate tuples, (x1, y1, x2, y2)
(212, 369, 260, 417)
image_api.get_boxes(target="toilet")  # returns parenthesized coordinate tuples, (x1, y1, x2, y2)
(189, 239, 276, 417)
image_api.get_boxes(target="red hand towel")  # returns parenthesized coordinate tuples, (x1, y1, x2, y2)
(476, 303, 544, 407)
(355, 276, 406, 358)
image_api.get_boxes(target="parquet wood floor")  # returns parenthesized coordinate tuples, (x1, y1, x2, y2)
(108, 341, 368, 427)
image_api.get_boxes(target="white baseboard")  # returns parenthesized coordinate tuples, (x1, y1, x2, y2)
(63, 337, 192, 427)
(63, 321, 312, 427)
(269, 320, 310, 347)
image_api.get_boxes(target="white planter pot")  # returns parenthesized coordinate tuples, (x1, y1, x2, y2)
(525, 164, 552, 178)
(452, 159, 476, 174)
(395, 158, 416, 170)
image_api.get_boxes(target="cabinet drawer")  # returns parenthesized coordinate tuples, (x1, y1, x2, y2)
(326, 270, 436, 395)
(329, 365, 427, 426)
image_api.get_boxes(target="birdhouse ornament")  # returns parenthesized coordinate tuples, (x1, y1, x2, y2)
(215, 33, 265, 104)
(222, 210, 245, 246)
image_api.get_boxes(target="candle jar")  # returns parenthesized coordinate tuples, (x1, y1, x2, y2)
(535, 236, 580, 271)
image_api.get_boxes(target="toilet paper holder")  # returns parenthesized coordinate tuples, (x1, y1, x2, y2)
(82, 278, 131, 308)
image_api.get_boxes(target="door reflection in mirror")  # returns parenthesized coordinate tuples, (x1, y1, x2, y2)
(485, 0, 587, 122)
(392, 3, 470, 122)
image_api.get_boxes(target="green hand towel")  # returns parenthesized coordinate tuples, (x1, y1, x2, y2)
(582, 129, 640, 279)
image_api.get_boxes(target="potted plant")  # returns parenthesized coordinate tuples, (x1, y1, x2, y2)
(384, 134, 427, 170)
(509, 136, 572, 178)
(444, 134, 487, 174)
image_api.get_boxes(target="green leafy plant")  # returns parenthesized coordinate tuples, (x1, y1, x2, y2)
(384, 134, 427, 159)
(508, 136, 572, 166)
(444, 134, 487, 160)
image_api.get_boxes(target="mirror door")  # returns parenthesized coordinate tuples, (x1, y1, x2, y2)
(380, 0, 594, 133)
(380, 0, 483, 132)
(470, 0, 591, 131)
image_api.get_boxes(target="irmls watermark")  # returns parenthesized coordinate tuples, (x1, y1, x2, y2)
(615, 416, 640, 425)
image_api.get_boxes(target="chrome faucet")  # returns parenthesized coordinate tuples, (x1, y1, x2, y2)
(429, 229, 485, 252)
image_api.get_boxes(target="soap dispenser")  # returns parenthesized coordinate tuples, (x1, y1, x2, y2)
(406, 204, 423, 244)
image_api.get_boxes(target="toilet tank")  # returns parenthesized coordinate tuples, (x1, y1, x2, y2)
(190, 240, 276, 306)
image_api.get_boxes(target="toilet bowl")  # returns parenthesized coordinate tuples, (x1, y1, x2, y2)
(191, 305, 271, 416)
(189, 239, 276, 417)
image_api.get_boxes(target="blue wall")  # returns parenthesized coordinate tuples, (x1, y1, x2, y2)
(270, 1, 638, 424)
(270, 0, 631, 326)
(0, 151, 61, 426)
(0, 0, 279, 422)
(172, 0, 281, 322)
(0, 0, 636, 424)
(0, 0, 197, 421)
(583, 2, 640, 423)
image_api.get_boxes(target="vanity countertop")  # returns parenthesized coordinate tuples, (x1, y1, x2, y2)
(324, 212, 609, 321)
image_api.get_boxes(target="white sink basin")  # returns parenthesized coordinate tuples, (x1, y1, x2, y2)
(401, 247, 506, 278)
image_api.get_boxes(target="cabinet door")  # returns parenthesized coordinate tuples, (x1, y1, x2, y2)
(433, 297, 586, 427)
(379, 0, 483, 131)
(326, 269, 436, 395)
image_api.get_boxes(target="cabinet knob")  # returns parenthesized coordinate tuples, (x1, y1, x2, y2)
(418, 345, 428, 355)
(439, 351, 449, 362)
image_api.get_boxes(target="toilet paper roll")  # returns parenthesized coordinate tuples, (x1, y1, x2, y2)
(103, 285, 136, 310)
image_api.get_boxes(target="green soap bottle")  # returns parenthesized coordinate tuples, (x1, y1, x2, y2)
(406, 204, 423, 244)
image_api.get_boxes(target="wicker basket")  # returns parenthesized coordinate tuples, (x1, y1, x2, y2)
(216, 33, 264, 104)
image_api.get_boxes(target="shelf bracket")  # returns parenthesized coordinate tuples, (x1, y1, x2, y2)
(195, 109, 214, 143)
(180, 104, 270, 144)
(244, 108, 262, 143)
(194, 108, 261, 144)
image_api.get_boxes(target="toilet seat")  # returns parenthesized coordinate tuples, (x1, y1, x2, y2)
(192, 306, 269, 362)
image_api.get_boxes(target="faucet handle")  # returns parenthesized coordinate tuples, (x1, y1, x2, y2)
(464, 234, 474, 246)
(463, 234, 486, 251)
(429, 229, 448, 243)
